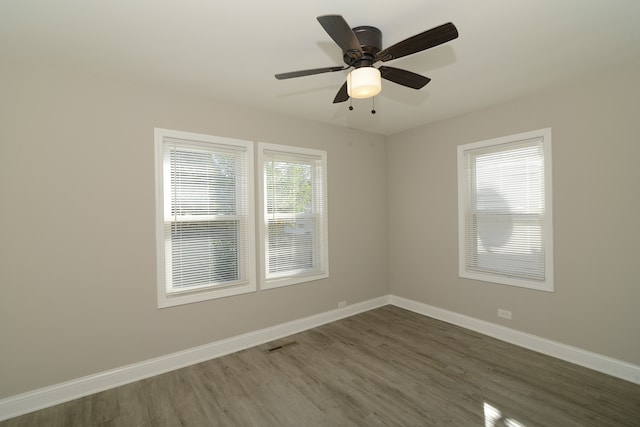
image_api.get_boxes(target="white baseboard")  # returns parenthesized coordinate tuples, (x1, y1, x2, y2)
(3, 294, 639, 421)
(0, 296, 389, 421)
(389, 295, 640, 386)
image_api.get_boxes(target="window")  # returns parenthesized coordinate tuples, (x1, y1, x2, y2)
(457, 128, 553, 291)
(154, 128, 255, 307)
(258, 143, 328, 289)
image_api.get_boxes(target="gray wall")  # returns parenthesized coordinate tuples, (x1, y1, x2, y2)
(0, 60, 389, 398)
(387, 59, 640, 366)
(2, 56, 639, 401)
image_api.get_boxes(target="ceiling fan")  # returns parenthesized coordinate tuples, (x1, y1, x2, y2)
(275, 15, 458, 104)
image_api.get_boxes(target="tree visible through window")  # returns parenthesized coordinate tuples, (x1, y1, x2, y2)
(169, 149, 240, 287)
(155, 129, 255, 307)
(266, 159, 314, 273)
(259, 144, 329, 289)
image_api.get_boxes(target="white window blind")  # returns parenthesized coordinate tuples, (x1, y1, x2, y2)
(155, 129, 255, 307)
(259, 143, 328, 289)
(458, 128, 553, 291)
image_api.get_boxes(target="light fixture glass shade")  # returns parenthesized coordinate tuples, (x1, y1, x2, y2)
(347, 67, 381, 99)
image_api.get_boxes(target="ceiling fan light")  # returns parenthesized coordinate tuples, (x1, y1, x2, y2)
(347, 67, 381, 99)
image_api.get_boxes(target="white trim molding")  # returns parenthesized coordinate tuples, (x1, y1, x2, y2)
(389, 295, 640, 386)
(0, 297, 389, 421)
(2, 294, 639, 421)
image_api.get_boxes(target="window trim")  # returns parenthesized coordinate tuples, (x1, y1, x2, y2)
(457, 128, 554, 292)
(154, 128, 256, 308)
(257, 142, 329, 290)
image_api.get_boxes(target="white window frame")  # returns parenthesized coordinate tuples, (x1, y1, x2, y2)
(457, 128, 553, 292)
(258, 143, 329, 290)
(154, 128, 256, 308)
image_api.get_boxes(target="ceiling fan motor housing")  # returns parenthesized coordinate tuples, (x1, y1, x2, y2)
(344, 26, 382, 67)
(274, 15, 458, 104)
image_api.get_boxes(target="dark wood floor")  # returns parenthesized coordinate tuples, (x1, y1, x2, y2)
(3, 305, 640, 426)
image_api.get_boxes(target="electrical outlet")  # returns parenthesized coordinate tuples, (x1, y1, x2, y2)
(338, 301, 347, 309)
(497, 309, 512, 320)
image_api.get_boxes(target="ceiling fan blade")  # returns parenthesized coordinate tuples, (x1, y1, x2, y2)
(333, 81, 349, 103)
(317, 15, 363, 60)
(379, 66, 431, 89)
(376, 22, 458, 62)
(275, 66, 346, 80)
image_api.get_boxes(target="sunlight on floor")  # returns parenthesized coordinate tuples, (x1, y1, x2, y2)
(484, 402, 526, 427)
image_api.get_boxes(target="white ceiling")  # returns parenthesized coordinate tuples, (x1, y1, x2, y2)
(2, 1, 640, 135)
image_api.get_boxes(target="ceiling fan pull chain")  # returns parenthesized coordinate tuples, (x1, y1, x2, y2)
(371, 97, 376, 114)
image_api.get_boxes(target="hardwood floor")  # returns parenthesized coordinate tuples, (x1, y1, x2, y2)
(3, 305, 640, 426)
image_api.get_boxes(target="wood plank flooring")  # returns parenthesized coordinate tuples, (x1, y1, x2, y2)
(3, 305, 640, 426)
